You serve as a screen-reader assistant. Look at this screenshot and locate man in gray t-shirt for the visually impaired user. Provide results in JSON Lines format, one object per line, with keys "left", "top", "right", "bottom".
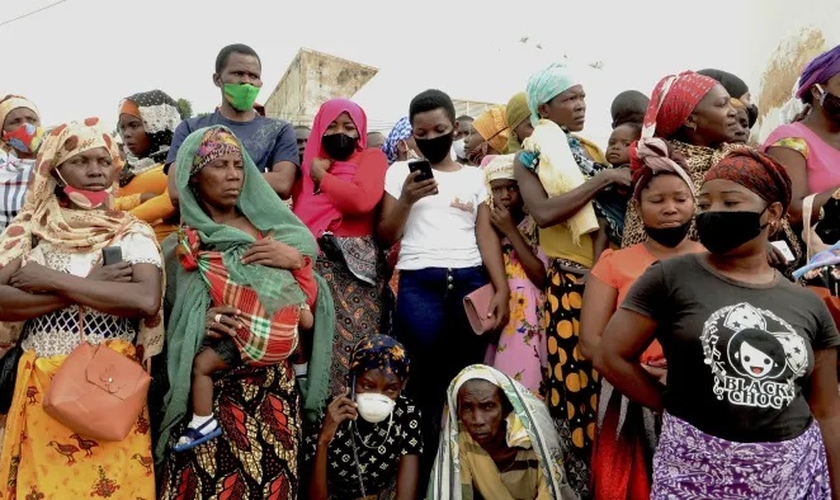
{"left": 166, "top": 43, "right": 299, "bottom": 203}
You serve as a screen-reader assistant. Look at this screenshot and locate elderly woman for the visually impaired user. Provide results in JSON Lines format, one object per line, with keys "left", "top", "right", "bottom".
{"left": 158, "top": 126, "right": 334, "bottom": 499}
{"left": 0, "top": 95, "right": 43, "bottom": 231}
{"left": 464, "top": 106, "right": 511, "bottom": 165}
{"left": 514, "top": 62, "right": 630, "bottom": 496}
{"left": 698, "top": 68, "right": 758, "bottom": 127}
{"left": 115, "top": 90, "right": 182, "bottom": 241}
{"left": 597, "top": 148, "right": 840, "bottom": 498}
{"left": 580, "top": 139, "right": 704, "bottom": 499}
{"left": 0, "top": 118, "right": 163, "bottom": 498}
{"left": 293, "top": 98, "right": 390, "bottom": 398}
{"left": 306, "top": 335, "right": 422, "bottom": 500}
{"left": 763, "top": 46, "right": 840, "bottom": 227}
{"left": 429, "top": 364, "right": 577, "bottom": 500}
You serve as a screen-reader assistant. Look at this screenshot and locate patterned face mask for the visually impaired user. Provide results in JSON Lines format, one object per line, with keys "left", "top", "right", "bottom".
{"left": 3, "top": 123, "right": 44, "bottom": 155}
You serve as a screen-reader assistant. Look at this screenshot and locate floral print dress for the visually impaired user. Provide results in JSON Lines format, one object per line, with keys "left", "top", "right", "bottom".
{"left": 486, "top": 217, "right": 549, "bottom": 397}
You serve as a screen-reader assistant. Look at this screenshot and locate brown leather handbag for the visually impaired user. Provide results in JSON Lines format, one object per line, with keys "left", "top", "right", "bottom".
{"left": 43, "top": 307, "right": 151, "bottom": 442}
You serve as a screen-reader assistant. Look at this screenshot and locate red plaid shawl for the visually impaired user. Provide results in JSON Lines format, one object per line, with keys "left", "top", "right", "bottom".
{"left": 178, "top": 228, "right": 317, "bottom": 366}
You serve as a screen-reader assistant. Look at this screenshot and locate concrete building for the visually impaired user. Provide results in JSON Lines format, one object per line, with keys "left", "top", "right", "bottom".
{"left": 264, "top": 48, "right": 378, "bottom": 126}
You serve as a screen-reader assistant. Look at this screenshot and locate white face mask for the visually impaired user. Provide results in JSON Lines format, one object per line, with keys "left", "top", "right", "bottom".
{"left": 453, "top": 138, "right": 466, "bottom": 160}
{"left": 355, "top": 392, "right": 396, "bottom": 423}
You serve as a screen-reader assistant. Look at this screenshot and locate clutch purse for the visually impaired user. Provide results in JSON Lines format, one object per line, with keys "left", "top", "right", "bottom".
{"left": 463, "top": 284, "right": 496, "bottom": 335}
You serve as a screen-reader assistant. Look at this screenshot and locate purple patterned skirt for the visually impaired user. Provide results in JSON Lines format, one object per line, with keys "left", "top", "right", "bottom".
{"left": 652, "top": 412, "right": 830, "bottom": 499}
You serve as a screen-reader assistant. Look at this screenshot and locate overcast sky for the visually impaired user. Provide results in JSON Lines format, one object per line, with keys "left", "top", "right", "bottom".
{"left": 0, "top": 0, "right": 780, "bottom": 143}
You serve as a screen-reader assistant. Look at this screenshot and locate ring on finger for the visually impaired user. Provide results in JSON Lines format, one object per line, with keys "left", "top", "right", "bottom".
{"left": 214, "top": 313, "right": 222, "bottom": 323}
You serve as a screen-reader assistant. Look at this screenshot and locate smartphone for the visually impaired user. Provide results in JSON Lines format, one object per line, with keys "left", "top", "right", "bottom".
{"left": 102, "top": 246, "right": 123, "bottom": 266}
{"left": 770, "top": 241, "right": 795, "bottom": 263}
{"left": 349, "top": 375, "right": 356, "bottom": 401}
{"left": 408, "top": 159, "right": 434, "bottom": 182}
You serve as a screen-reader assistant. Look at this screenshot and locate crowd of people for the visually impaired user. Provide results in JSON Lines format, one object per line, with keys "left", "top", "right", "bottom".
{"left": 0, "top": 40, "right": 840, "bottom": 499}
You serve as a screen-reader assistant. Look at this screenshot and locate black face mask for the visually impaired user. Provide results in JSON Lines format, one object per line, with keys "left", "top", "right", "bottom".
{"left": 644, "top": 221, "right": 691, "bottom": 248}
{"left": 414, "top": 133, "right": 453, "bottom": 164}
{"left": 820, "top": 89, "right": 840, "bottom": 120}
{"left": 321, "top": 133, "right": 358, "bottom": 161}
{"left": 696, "top": 210, "right": 767, "bottom": 255}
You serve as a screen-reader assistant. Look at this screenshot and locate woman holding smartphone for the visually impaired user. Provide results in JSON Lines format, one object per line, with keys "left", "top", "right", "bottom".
{"left": 0, "top": 119, "right": 163, "bottom": 498}
{"left": 378, "top": 89, "right": 510, "bottom": 483}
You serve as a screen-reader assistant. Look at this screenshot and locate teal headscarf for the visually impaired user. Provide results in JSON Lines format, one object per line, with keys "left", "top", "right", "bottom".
{"left": 156, "top": 125, "right": 335, "bottom": 464}
{"left": 526, "top": 62, "right": 579, "bottom": 127}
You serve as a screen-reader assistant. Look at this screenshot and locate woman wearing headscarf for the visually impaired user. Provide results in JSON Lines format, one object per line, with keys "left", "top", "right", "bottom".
{"left": 620, "top": 71, "right": 739, "bottom": 248}
{"left": 597, "top": 148, "right": 840, "bottom": 498}
{"left": 292, "top": 98, "right": 390, "bottom": 398}
{"left": 305, "top": 334, "right": 422, "bottom": 500}
{"left": 506, "top": 92, "right": 532, "bottom": 153}
{"left": 697, "top": 68, "right": 758, "bottom": 128}
{"left": 513, "top": 62, "right": 631, "bottom": 496}
{"left": 158, "top": 126, "right": 334, "bottom": 499}
{"left": 115, "top": 90, "right": 182, "bottom": 242}
{"left": 580, "top": 138, "right": 704, "bottom": 500}
{"left": 429, "top": 364, "right": 577, "bottom": 500}
{"left": 464, "top": 106, "right": 511, "bottom": 165}
{"left": 382, "top": 116, "right": 418, "bottom": 166}
{"left": 0, "top": 118, "right": 163, "bottom": 498}
{"left": 0, "top": 95, "right": 43, "bottom": 231}
{"left": 763, "top": 46, "right": 840, "bottom": 228}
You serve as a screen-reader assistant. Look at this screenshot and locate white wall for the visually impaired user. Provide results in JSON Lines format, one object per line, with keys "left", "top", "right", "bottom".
{"left": 740, "top": 1, "right": 840, "bottom": 142}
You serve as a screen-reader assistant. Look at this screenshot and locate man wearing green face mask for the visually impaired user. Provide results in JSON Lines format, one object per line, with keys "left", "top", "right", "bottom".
{"left": 165, "top": 43, "right": 299, "bottom": 203}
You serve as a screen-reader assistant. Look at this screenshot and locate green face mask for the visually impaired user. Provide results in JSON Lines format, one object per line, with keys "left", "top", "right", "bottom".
{"left": 223, "top": 83, "right": 260, "bottom": 112}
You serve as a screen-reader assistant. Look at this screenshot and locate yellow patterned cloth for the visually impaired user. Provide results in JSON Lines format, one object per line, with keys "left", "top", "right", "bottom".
{"left": 544, "top": 262, "right": 597, "bottom": 498}
{"left": 0, "top": 340, "right": 155, "bottom": 499}
{"left": 771, "top": 136, "right": 810, "bottom": 160}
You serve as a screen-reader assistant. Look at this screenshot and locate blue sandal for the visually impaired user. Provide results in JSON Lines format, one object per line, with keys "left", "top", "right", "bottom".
{"left": 173, "top": 418, "right": 223, "bottom": 452}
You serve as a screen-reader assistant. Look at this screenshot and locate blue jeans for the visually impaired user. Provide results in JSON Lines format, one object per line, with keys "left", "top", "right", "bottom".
{"left": 395, "top": 266, "right": 489, "bottom": 476}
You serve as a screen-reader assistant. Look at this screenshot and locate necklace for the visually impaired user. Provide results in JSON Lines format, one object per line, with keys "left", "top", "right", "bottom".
{"left": 353, "top": 412, "right": 394, "bottom": 450}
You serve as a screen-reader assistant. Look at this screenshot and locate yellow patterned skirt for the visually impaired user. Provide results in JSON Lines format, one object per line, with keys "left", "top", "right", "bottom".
{"left": 0, "top": 340, "right": 155, "bottom": 499}
{"left": 544, "top": 260, "right": 599, "bottom": 498}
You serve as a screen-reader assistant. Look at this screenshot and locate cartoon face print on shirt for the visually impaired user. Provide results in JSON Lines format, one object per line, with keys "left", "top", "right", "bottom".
{"left": 729, "top": 329, "right": 786, "bottom": 380}
{"left": 701, "top": 302, "right": 811, "bottom": 410}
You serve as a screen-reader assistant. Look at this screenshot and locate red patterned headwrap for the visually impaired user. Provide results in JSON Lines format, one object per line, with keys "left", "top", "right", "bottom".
{"left": 642, "top": 71, "right": 719, "bottom": 139}
{"left": 704, "top": 146, "right": 793, "bottom": 210}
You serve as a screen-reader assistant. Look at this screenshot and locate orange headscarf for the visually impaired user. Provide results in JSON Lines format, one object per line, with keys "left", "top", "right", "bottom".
{"left": 473, "top": 106, "right": 511, "bottom": 154}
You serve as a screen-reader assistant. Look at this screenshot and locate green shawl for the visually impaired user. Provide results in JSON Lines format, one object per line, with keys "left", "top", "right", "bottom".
{"left": 155, "top": 125, "right": 335, "bottom": 464}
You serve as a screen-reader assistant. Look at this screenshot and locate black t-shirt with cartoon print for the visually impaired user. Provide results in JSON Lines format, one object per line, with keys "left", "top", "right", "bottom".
{"left": 622, "top": 253, "right": 840, "bottom": 443}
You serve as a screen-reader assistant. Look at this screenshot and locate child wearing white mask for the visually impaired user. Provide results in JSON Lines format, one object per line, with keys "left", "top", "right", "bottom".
{"left": 306, "top": 335, "right": 423, "bottom": 500}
